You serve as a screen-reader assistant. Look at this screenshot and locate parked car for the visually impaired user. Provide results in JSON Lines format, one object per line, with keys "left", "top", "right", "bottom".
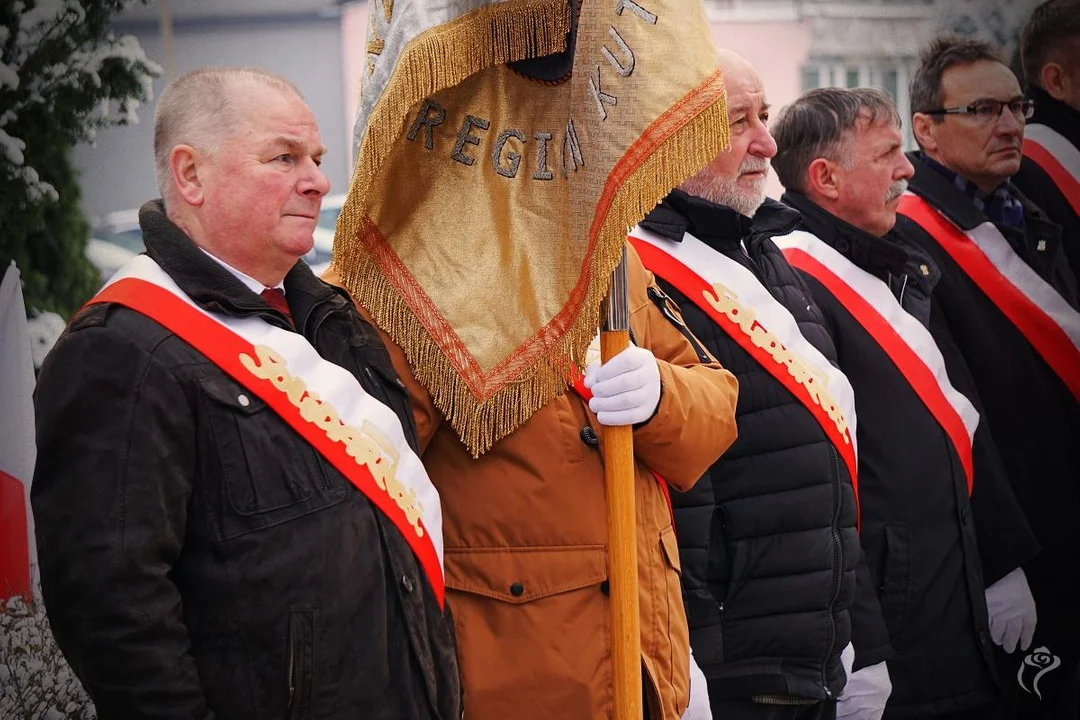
{"left": 86, "top": 193, "right": 345, "bottom": 283}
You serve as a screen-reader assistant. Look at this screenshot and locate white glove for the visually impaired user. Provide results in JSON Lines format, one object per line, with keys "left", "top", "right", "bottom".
{"left": 841, "top": 641, "right": 855, "bottom": 683}
{"left": 836, "top": 661, "right": 891, "bottom": 720}
{"left": 583, "top": 345, "right": 661, "bottom": 426}
{"left": 681, "top": 648, "right": 712, "bottom": 720}
{"left": 985, "top": 566, "right": 1037, "bottom": 654}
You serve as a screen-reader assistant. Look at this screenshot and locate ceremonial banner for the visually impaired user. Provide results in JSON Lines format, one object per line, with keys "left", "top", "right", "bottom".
{"left": 334, "top": 0, "right": 729, "bottom": 456}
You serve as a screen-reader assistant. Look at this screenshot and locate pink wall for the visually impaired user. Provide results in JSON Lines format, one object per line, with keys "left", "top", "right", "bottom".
{"left": 711, "top": 19, "right": 812, "bottom": 198}
{"left": 341, "top": 2, "right": 369, "bottom": 160}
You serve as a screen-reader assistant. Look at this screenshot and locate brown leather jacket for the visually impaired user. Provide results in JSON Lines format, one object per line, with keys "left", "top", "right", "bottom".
{"left": 327, "top": 243, "right": 738, "bottom": 719}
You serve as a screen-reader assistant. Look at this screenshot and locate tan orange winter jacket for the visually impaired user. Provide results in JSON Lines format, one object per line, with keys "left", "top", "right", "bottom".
{"left": 326, "top": 243, "right": 738, "bottom": 719}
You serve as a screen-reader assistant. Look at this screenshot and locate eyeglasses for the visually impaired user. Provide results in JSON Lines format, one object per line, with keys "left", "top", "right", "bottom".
{"left": 923, "top": 99, "right": 1035, "bottom": 122}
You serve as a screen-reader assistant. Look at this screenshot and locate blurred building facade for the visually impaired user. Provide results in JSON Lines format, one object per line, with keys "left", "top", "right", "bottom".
{"left": 73, "top": 0, "right": 353, "bottom": 220}
{"left": 74, "top": 0, "right": 1012, "bottom": 217}
{"left": 703, "top": 0, "right": 938, "bottom": 195}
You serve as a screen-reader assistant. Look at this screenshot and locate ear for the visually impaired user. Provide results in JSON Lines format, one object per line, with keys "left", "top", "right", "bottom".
{"left": 912, "top": 112, "right": 938, "bottom": 154}
{"left": 1040, "top": 62, "right": 1068, "bottom": 102}
{"left": 170, "top": 145, "right": 205, "bottom": 206}
{"left": 806, "top": 157, "right": 840, "bottom": 201}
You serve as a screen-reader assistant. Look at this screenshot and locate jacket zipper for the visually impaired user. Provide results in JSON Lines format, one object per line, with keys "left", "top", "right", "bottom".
{"left": 287, "top": 620, "right": 296, "bottom": 712}
{"left": 647, "top": 287, "right": 711, "bottom": 363}
{"left": 823, "top": 444, "right": 843, "bottom": 698}
{"left": 739, "top": 240, "right": 767, "bottom": 283}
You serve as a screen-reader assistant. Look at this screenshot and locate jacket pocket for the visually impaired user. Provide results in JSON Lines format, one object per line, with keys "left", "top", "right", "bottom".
{"left": 660, "top": 525, "right": 682, "bottom": 576}
{"left": 287, "top": 610, "right": 316, "bottom": 720}
{"left": 443, "top": 546, "right": 608, "bottom": 718}
{"left": 197, "top": 371, "right": 347, "bottom": 540}
{"left": 657, "top": 525, "right": 691, "bottom": 717}
{"left": 879, "top": 523, "right": 912, "bottom": 637}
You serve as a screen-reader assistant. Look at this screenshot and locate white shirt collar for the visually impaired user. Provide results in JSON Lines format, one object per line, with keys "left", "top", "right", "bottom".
{"left": 199, "top": 248, "right": 284, "bottom": 294}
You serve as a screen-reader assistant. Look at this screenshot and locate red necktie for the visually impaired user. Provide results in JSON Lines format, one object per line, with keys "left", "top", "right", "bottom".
{"left": 260, "top": 288, "right": 294, "bottom": 328}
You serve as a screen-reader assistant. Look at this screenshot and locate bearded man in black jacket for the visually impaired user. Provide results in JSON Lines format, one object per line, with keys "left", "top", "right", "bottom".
{"left": 633, "top": 50, "right": 892, "bottom": 720}
{"left": 31, "top": 67, "right": 461, "bottom": 720}
{"left": 769, "top": 86, "right": 1040, "bottom": 720}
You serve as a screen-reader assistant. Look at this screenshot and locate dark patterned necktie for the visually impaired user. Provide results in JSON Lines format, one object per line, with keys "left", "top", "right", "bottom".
{"left": 260, "top": 287, "right": 294, "bottom": 328}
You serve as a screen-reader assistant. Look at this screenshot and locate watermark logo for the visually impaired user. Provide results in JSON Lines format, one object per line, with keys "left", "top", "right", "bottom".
{"left": 1017, "top": 646, "right": 1061, "bottom": 699}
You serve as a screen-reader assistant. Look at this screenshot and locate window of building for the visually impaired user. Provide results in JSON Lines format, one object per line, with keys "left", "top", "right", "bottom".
{"left": 883, "top": 68, "right": 899, "bottom": 100}
{"left": 802, "top": 59, "right": 917, "bottom": 150}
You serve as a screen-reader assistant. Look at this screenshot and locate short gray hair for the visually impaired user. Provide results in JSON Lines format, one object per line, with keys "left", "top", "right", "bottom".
{"left": 153, "top": 67, "right": 304, "bottom": 200}
{"left": 771, "top": 87, "right": 901, "bottom": 193}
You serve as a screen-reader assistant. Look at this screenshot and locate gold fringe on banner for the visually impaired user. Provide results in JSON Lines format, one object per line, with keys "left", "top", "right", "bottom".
{"left": 335, "top": 70, "right": 730, "bottom": 457}
{"left": 343, "top": 0, "right": 571, "bottom": 219}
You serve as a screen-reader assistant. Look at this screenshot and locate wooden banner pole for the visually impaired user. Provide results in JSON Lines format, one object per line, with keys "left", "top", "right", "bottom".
{"left": 600, "top": 244, "right": 642, "bottom": 720}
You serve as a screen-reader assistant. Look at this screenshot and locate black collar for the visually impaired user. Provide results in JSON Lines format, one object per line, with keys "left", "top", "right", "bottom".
{"left": 640, "top": 189, "right": 753, "bottom": 251}
{"left": 781, "top": 190, "right": 909, "bottom": 277}
{"left": 139, "top": 200, "right": 343, "bottom": 333}
{"left": 906, "top": 151, "right": 1055, "bottom": 233}
{"left": 1028, "top": 85, "right": 1080, "bottom": 148}
{"left": 749, "top": 196, "right": 803, "bottom": 239}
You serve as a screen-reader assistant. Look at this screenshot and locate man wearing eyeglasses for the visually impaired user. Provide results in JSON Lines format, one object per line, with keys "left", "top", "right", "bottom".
{"left": 896, "top": 36, "right": 1080, "bottom": 720}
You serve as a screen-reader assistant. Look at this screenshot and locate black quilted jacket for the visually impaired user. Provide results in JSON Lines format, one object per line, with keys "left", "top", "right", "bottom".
{"left": 641, "top": 191, "right": 891, "bottom": 703}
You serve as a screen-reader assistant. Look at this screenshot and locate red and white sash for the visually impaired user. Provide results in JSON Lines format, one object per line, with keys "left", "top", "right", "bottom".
{"left": 899, "top": 193, "right": 1080, "bottom": 401}
{"left": 628, "top": 227, "right": 860, "bottom": 503}
{"left": 88, "top": 256, "right": 445, "bottom": 605}
{"left": 774, "top": 230, "right": 980, "bottom": 493}
{"left": 1023, "top": 123, "right": 1080, "bottom": 216}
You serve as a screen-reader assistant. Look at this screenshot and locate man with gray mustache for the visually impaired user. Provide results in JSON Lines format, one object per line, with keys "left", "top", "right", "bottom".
{"left": 765, "top": 86, "right": 1040, "bottom": 720}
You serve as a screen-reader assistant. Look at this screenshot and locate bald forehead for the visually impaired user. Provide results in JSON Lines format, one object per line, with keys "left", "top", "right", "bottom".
{"left": 221, "top": 76, "right": 303, "bottom": 115}
{"left": 717, "top": 50, "right": 767, "bottom": 112}
{"left": 717, "top": 49, "right": 755, "bottom": 77}
{"left": 941, "top": 59, "right": 1021, "bottom": 105}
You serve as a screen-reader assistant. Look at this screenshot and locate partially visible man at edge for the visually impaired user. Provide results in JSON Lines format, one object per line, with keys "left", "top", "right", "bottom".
{"left": 1015, "top": 0, "right": 1080, "bottom": 279}
{"left": 634, "top": 50, "right": 893, "bottom": 720}
{"left": 897, "top": 37, "right": 1080, "bottom": 719}
{"left": 325, "top": 183, "right": 740, "bottom": 718}
{"left": 32, "top": 67, "right": 462, "bottom": 719}
{"left": 768, "top": 85, "right": 1040, "bottom": 720}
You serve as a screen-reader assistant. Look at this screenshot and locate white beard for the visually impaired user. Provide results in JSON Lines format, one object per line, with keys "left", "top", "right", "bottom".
{"left": 680, "top": 159, "right": 770, "bottom": 218}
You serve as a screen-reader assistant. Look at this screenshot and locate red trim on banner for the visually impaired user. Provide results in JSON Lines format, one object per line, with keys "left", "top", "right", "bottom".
{"left": 1023, "top": 139, "right": 1080, "bottom": 216}
{"left": 900, "top": 195, "right": 1080, "bottom": 401}
{"left": 570, "top": 375, "right": 674, "bottom": 526}
{"left": 0, "top": 469, "right": 31, "bottom": 601}
{"left": 630, "top": 237, "right": 861, "bottom": 516}
{"left": 88, "top": 280, "right": 445, "bottom": 607}
{"left": 782, "top": 248, "right": 975, "bottom": 494}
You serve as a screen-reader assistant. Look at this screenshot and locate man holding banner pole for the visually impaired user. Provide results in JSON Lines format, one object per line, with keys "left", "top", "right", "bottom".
{"left": 327, "top": 1, "right": 739, "bottom": 716}
{"left": 31, "top": 67, "right": 461, "bottom": 719}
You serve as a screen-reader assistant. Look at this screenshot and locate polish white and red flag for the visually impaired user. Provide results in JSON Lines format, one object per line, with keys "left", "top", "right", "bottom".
{"left": 0, "top": 262, "right": 37, "bottom": 601}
